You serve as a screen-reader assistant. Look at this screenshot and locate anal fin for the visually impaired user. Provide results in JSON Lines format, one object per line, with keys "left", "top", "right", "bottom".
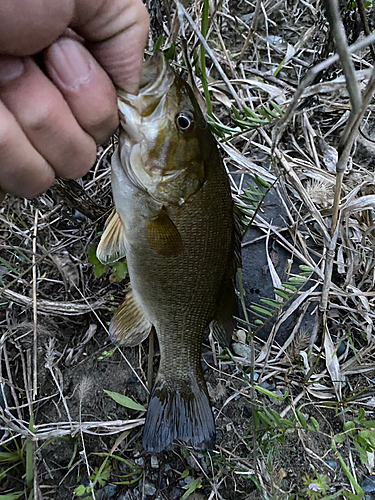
{"left": 97, "top": 209, "right": 127, "bottom": 264}
{"left": 110, "top": 287, "right": 152, "bottom": 347}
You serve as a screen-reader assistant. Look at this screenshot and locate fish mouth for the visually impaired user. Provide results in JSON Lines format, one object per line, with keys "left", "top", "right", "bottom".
{"left": 115, "top": 52, "right": 180, "bottom": 204}
{"left": 139, "top": 52, "right": 169, "bottom": 97}
{"left": 117, "top": 52, "right": 175, "bottom": 118}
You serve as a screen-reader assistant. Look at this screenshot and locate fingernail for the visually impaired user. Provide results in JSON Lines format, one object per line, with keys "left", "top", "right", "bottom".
{"left": 47, "top": 38, "right": 93, "bottom": 91}
{"left": 0, "top": 56, "right": 24, "bottom": 83}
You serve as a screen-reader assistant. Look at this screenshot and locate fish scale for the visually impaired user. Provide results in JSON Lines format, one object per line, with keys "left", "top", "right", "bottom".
{"left": 97, "top": 52, "right": 239, "bottom": 452}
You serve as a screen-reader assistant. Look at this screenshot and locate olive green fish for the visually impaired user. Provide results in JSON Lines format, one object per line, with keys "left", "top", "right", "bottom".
{"left": 97, "top": 53, "right": 240, "bottom": 453}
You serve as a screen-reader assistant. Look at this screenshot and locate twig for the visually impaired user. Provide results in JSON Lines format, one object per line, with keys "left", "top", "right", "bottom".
{"left": 1, "top": 289, "right": 108, "bottom": 315}
{"left": 273, "top": 31, "right": 375, "bottom": 148}
{"left": 355, "top": 0, "right": 375, "bottom": 62}
{"left": 236, "top": 0, "right": 262, "bottom": 64}
{"left": 32, "top": 208, "right": 39, "bottom": 399}
{"left": 174, "top": 0, "right": 243, "bottom": 109}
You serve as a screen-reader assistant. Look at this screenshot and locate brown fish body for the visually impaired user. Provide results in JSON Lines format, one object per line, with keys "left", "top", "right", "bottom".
{"left": 98, "top": 54, "right": 238, "bottom": 452}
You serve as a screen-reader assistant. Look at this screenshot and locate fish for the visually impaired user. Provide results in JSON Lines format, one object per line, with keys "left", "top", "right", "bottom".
{"left": 97, "top": 52, "right": 240, "bottom": 453}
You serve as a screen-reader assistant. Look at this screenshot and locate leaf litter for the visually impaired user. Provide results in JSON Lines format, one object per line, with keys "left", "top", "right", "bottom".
{"left": 1, "top": 0, "right": 375, "bottom": 498}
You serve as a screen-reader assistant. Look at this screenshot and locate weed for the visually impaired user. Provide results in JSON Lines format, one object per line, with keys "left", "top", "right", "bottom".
{"left": 74, "top": 453, "right": 142, "bottom": 498}
{"left": 302, "top": 473, "right": 328, "bottom": 499}
{"left": 88, "top": 247, "right": 128, "bottom": 282}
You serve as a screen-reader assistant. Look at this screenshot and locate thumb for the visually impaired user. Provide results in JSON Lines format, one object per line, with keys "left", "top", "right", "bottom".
{"left": 72, "top": 0, "right": 149, "bottom": 93}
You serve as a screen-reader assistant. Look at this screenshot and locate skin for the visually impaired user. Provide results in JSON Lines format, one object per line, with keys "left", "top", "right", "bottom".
{"left": 0, "top": 0, "right": 149, "bottom": 201}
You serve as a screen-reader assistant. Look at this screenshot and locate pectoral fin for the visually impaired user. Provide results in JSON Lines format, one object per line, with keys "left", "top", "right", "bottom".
{"left": 211, "top": 279, "right": 238, "bottom": 346}
{"left": 145, "top": 209, "right": 182, "bottom": 257}
{"left": 110, "top": 286, "right": 152, "bottom": 346}
{"left": 97, "top": 209, "right": 127, "bottom": 264}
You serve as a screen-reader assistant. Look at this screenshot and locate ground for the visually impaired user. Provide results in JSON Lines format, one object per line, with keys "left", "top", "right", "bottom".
{"left": 1, "top": 0, "right": 375, "bottom": 499}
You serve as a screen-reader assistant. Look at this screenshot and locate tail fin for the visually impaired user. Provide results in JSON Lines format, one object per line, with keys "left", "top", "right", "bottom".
{"left": 142, "top": 375, "right": 215, "bottom": 453}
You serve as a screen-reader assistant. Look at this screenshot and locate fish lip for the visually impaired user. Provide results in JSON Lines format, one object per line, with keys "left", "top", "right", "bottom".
{"left": 117, "top": 52, "right": 175, "bottom": 119}
{"left": 138, "top": 52, "right": 169, "bottom": 95}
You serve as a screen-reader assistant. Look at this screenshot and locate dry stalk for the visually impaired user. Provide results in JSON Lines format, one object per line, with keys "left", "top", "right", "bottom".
{"left": 32, "top": 207, "right": 39, "bottom": 399}
{"left": 272, "top": 31, "right": 375, "bottom": 147}
{"left": 174, "top": 0, "right": 243, "bottom": 108}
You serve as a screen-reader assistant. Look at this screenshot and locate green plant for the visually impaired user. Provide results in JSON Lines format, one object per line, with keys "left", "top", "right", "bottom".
{"left": 302, "top": 473, "right": 328, "bottom": 499}
{"left": 199, "top": 0, "right": 212, "bottom": 117}
{"left": 206, "top": 100, "right": 283, "bottom": 139}
{"left": 88, "top": 247, "right": 128, "bottom": 282}
{"left": 0, "top": 423, "right": 34, "bottom": 500}
{"left": 334, "top": 408, "right": 375, "bottom": 465}
{"left": 74, "top": 452, "right": 143, "bottom": 498}
{"left": 251, "top": 407, "right": 295, "bottom": 452}
{"left": 181, "top": 478, "right": 202, "bottom": 500}
{"left": 104, "top": 390, "right": 146, "bottom": 412}
{"left": 236, "top": 264, "right": 314, "bottom": 336}
{"left": 97, "top": 348, "right": 117, "bottom": 361}
{"left": 232, "top": 101, "right": 283, "bottom": 130}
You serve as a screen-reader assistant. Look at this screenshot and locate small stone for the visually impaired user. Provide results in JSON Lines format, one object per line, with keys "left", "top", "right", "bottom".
{"left": 232, "top": 342, "right": 252, "bottom": 360}
{"left": 135, "top": 457, "right": 144, "bottom": 467}
{"left": 336, "top": 341, "right": 346, "bottom": 357}
{"left": 172, "top": 487, "right": 182, "bottom": 500}
{"left": 150, "top": 455, "right": 159, "bottom": 469}
{"left": 103, "top": 484, "right": 116, "bottom": 498}
{"left": 73, "top": 210, "right": 87, "bottom": 222}
{"left": 164, "top": 464, "right": 171, "bottom": 472}
{"left": 144, "top": 482, "right": 156, "bottom": 496}
{"left": 279, "top": 468, "right": 287, "bottom": 480}
{"left": 235, "top": 329, "right": 247, "bottom": 343}
{"left": 259, "top": 381, "right": 276, "bottom": 391}
{"left": 134, "top": 384, "right": 148, "bottom": 404}
{"left": 184, "top": 475, "right": 194, "bottom": 485}
{"left": 324, "top": 460, "right": 337, "bottom": 469}
{"left": 361, "top": 475, "right": 375, "bottom": 493}
{"left": 117, "top": 492, "right": 133, "bottom": 500}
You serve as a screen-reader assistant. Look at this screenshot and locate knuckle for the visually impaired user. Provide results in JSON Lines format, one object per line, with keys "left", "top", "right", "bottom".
{"left": 87, "top": 112, "right": 118, "bottom": 144}
{"left": 60, "top": 140, "right": 96, "bottom": 180}
{"left": 23, "top": 101, "right": 58, "bottom": 134}
{"left": 0, "top": 119, "right": 17, "bottom": 152}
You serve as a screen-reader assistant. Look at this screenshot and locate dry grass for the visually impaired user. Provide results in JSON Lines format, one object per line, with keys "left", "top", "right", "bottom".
{"left": 1, "top": 0, "right": 375, "bottom": 499}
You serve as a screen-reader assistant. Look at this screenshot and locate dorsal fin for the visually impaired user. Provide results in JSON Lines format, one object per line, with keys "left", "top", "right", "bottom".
{"left": 97, "top": 209, "right": 127, "bottom": 265}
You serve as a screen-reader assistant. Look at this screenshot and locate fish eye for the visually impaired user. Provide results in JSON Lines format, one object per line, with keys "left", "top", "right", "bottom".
{"left": 176, "top": 111, "right": 194, "bottom": 132}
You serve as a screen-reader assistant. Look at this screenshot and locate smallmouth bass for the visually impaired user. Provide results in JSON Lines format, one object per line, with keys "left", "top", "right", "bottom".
{"left": 97, "top": 53, "right": 240, "bottom": 452}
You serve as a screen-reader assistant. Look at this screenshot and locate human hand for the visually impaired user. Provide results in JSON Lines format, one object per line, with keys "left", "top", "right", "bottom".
{"left": 0, "top": 0, "right": 149, "bottom": 201}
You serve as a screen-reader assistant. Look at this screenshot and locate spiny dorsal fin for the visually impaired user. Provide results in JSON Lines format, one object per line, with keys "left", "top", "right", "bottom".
{"left": 145, "top": 209, "right": 182, "bottom": 257}
{"left": 97, "top": 209, "right": 127, "bottom": 265}
{"left": 109, "top": 286, "right": 152, "bottom": 347}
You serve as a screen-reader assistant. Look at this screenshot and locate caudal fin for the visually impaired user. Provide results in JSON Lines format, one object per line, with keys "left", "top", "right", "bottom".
{"left": 142, "top": 375, "right": 215, "bottom": 453}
